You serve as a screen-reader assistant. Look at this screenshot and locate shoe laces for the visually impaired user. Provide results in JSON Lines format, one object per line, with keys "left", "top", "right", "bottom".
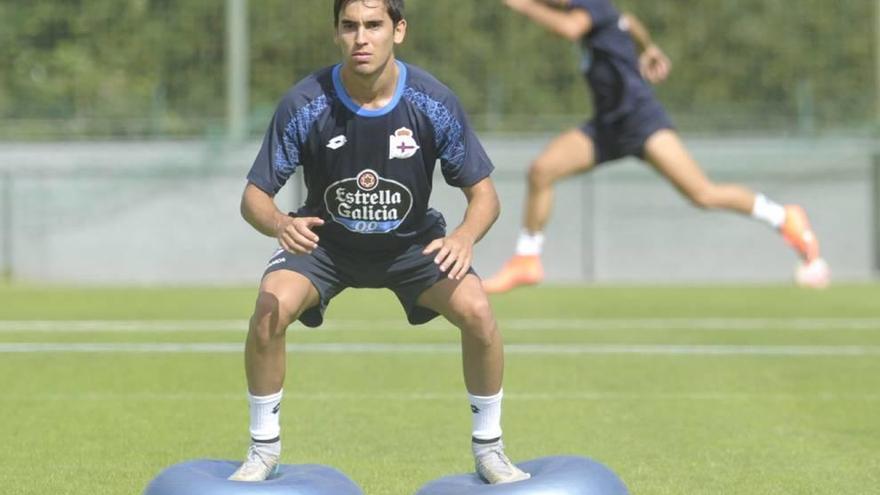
{"left": 477, "top": 445, "right": 518, "bottom": 475}
{"left": 239, "top": 445, "right": 273, "bottom": 472}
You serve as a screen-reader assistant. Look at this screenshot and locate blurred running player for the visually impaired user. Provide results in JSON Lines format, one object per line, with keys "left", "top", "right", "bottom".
{"left": 484, "top": 0, "right": 828, "bottom": 292}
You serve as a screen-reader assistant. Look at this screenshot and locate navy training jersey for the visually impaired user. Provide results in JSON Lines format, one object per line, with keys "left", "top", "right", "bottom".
{"left": 570, "top": 0, "right": 656, "bottom": 122}
{"left": 247, "top": 61, "right": 494, "bottom": 253}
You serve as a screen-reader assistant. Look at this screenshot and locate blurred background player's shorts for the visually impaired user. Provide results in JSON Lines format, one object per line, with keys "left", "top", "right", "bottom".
{"left": 579, "top": 97, "right": 674, "bottom": 165}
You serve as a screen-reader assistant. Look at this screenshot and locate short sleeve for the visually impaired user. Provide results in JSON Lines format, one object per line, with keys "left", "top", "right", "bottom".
{"left": 246, "top": 93, "right": 329, "bottom": 195}
{"left": 432, "top": 93, "right": 494, "bottom": 188}
{"left": 569, "top": 0, "right": 619, "bottom": 29}
{"left": 247, "top": 106, "right": 298, "bottom": 195}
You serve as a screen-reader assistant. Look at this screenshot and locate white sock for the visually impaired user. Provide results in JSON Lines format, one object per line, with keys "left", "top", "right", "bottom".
{"left": 751, "top": 194, "right": 786, "bottom": 229}
{"left": 515, "top": 230, "right": 544, "bottom": 256}
{"left": 469, "top": 390, "right": 503, "bottom": 441}
{"left": 248, "top": 389, "right": 283, "bottom": 442}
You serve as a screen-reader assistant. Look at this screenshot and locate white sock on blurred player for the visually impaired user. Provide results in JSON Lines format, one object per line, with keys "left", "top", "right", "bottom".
{"left": 751, "top": 193, "right": 786, "bottom": 228}
{"left": 515, "top": 230, "right": 544, "bottom": 256}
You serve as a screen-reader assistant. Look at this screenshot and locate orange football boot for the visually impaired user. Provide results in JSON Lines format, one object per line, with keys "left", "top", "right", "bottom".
{"left": 482, "top": 255, "right": 544, "bottom": 294}
{"left": 780, "top": 205, "right": 820, "bottom": 262}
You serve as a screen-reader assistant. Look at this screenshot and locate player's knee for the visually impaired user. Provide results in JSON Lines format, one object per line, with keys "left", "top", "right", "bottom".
{"left": 527, "top": 158, "right": 555, "bottom": 188}
{"left": 249, "top": 292, "right": 295, "bottom": 344}
{"left": 455, "top": 298, "right": 497, "bottom": 346}
{"left": 687, "top": 186, "right": 718, "bottom": 210}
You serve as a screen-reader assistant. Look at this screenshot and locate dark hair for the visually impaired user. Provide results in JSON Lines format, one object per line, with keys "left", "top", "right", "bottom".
{"left": 333, "top": 0, "right": 404, "bottom": 27}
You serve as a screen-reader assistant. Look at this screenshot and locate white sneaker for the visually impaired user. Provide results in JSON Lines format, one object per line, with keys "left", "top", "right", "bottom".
{"left": 228, "top": 442, "right": 280, "bottom": 482}
{"left": 473, "top": 439, "right": 531, "bottom": 484}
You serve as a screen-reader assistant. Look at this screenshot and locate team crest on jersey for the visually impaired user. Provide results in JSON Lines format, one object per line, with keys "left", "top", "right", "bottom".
{"left": 389, "top": 127, "right": 420, "bottom": 159}
{"left": 358, "top": 170, "right": 378, "bottom": 190}
{"left": 324, "top": 169, "right": 413, "bottom": 234}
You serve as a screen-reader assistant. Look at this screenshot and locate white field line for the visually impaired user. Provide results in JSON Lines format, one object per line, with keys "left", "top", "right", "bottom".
{"left": 1, "top": 391, "right": 878, "bottom": 402}
{"left": 1, "top": 342, "right": 879, "bottom": 356}
{"left": 1, "top": 318, "right": 879, "bottom": 332}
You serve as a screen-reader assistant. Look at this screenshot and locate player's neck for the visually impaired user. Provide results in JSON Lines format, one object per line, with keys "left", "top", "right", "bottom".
{"left": 340, "top": 57, "right": 399, "bottom": 109}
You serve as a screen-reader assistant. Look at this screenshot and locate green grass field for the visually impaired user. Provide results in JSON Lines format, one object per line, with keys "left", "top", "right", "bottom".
{"left": 1, "top": 284, "right": 879, "bottom": 495}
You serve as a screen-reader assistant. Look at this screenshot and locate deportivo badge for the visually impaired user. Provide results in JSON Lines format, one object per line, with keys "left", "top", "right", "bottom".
{"left": 389, "top": 127, "right": 420, "bottom": 159}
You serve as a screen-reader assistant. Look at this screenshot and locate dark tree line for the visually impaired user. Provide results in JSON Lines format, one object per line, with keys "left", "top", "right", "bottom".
{"left": 0, "top": 0, "right": 873, "bottom": 138}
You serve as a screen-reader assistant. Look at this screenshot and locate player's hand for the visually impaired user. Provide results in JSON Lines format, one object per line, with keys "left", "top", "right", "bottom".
{"left": 422, "top": 232, "right": 475, "bottom": 281}
{"left": 275, "top": 216, "right": 324, "bottom": 255}
{"left": 640, "top": 44, "right": 671, "bottom": 84}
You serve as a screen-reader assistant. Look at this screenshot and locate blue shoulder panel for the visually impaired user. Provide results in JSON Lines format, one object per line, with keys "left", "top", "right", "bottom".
{"left": 274, "top": 94, "right": 329, "bottom": 176}
{"left": 402, "top": 86, "right": 465, "bottom": 169}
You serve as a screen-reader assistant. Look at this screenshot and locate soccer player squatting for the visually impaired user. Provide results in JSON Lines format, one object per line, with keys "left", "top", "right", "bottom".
{"left": 228, "top": 0, "right": 530, "bottom": 485}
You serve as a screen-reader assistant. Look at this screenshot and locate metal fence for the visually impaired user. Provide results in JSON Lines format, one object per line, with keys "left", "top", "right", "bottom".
{"left": 0, "top": 136, "right": 876, "bottom": 284}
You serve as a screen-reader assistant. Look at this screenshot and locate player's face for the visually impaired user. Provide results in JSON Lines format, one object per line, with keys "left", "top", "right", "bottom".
{"left": 335, "top": 0, "right": 406, "bottom": 76}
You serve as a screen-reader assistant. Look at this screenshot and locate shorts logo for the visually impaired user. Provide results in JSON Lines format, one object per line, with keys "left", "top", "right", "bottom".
{"left": 389, "top": 127, "right": 420, "bottom": 160}
{"left": 324, "top": 169, "right": 413, "bottom": 234}
{"left": 267, "top": 257, "right": 286, "bottom": 268}
{"left": 266, "top": 248, "right": 286, "bottom": 268}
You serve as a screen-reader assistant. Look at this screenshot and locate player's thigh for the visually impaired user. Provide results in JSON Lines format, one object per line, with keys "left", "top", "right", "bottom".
{"left": 255, "top": 269, "right": 321, "bottom": 323}
{"left": 643, "top": 129, "right": 712, "bottom": 197}
{"left": 532, "top": 128, "right": 597, "bottom": 181}
{"left": 417, "top": 274, "right": 494, "bottom": 327}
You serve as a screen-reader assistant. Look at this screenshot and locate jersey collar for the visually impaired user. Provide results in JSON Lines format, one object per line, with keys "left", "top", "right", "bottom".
{"left": 332, "top": 60, "right": 407, "bottom": 117}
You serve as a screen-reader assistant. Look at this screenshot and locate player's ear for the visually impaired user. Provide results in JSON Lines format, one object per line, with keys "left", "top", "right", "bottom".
{"left": 393, "top": 19, "right": 407, "bottom": 44}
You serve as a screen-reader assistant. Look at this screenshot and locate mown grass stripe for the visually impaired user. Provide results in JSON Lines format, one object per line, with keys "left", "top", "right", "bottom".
{"left": 1, "top": 391, "right": 878, "bottom": 401}
{"left": 1, "top": 342, "right": 879, "bottom": 356}
{"left": 1, "top": 317, "right": 879, "bottom": 332}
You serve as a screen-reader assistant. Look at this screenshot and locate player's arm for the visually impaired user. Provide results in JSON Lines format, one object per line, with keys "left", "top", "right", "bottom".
{"left": 423, "top": 177, "right": 500, "bottom": 280}
{"left": 503, "top": 0, "right": 592, "bottom": 41}
{"left": 620, "top": 12, "right": 671, "bottom": 83}
{"left": 241, "top": 182, "right": 323, "bottom": 254}
{"left": 535, "top": 0, "right": 572, "bottom": 8}
{"left": 454, "top": 176, "right": 500, "bottom": 245}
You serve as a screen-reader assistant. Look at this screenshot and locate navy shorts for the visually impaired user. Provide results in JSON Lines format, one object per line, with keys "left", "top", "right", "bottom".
{"left": 579, "top": 97, "right": 674, "bottom": 165}
{"left": 262, "top": 234, "right": 476, "bottom": 328}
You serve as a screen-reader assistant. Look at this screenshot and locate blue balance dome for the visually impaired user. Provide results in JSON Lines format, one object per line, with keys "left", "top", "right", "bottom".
{"left": 143, "top": 459, "right": 363, "bottom": 495}
{"left": 415, "top": 456, "right": 628, "bottom": 495}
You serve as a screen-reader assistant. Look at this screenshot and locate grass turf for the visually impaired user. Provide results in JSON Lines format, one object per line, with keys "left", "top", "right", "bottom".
{"left": 1, "top": 284, "right": 878, "bottom": 494}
